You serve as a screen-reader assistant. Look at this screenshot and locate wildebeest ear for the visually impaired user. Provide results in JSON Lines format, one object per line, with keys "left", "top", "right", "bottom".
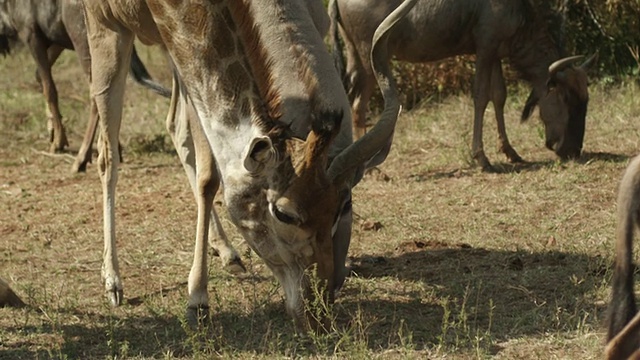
{"left": 521, "top": 90, "right": 539, "bottom": 121}
{"left": 244, "top": 136, "right": 275, "bottom": 174}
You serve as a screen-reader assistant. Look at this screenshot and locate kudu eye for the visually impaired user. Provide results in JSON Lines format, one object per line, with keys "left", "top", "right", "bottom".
{"left": 269, "top": 203, "right": 299, "bottom": 225}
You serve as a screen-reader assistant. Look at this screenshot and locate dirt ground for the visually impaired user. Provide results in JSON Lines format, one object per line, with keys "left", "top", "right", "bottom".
{"left": 1, "top": 47, "right": 639, "bottom": 359}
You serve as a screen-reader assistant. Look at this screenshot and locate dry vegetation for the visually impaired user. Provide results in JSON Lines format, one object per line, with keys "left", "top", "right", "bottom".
{"left": 1, "top": 44, "right": 639, "bottom": 359}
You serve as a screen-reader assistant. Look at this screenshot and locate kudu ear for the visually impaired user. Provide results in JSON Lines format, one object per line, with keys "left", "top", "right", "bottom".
{"left": 244, "top": 136, "right": 276, "bottom": 174}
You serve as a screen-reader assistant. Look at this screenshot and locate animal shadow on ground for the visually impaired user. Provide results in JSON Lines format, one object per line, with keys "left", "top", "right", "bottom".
{"left": 420, "top": 151, "right": 631, "bottom": 180}
{"left": 342, "top": 240, "right": 608, "bottom": 353}
{"left": 408, "top": 159, "right": 558, "bottom": 181}
{"left": 577, "top": 151, "right": 629, "bottom": 164}
{"left": 0, "top": 311, "right": 191, "bottom": 359}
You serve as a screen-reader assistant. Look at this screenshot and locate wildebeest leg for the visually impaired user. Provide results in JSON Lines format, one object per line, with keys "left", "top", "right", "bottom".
{"left": 471, "top": 54, "right": 495, "bottom": 171}
{"left": 25, "top": 34, "right": 69, "bottom": 152}
{"left": 34, "top": 45, "right": 64, "bottom": 85}
{"left": 490, "top": 61, "right": 523, "bottom": 163}
{"left": 345, "top": 38, "right": 375, "bottom": 140}
{"left": 84, "top": 10, "right": 134, "bottom": 306}
{"left": 165, "top": 74, "right": 245, "bottom": 276}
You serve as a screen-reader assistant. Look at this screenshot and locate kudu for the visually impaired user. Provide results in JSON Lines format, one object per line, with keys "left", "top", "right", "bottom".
{"left": 81, "top": 0, "right": 413, "bottom": 332}
{"left": 0, "top": 0, "right": 169, "bottom": 171}
{"left": 329, "top": 0, "right": 596, "bottom": 170}
{"left": 606, "top": 155, "right": 640, "bottom": 359}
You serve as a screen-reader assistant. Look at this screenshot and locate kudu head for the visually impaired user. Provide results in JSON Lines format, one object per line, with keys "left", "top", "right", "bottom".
{"left": 522, "top": 54, "right": 597, "bottom": 160}
{"left": 236, "top": 81, "right": 398, "bottom": 332}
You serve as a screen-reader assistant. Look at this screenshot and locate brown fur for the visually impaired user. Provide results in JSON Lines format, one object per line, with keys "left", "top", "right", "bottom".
{"left": 0, "top": 278, "right": 26, "bottom": 308}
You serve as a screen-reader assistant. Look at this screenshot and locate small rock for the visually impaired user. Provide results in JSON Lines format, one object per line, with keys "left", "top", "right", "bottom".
{"left": 361, "top": 220, "right": 383, "bottom": 231}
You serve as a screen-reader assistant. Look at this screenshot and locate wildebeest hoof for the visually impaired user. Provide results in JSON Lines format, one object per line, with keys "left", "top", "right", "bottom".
{"left": 224, "top": 257, "right": 247, "bottom": 274}
{"left": 48, "top": 128, "right": 69, "bottom": 153}
{"left": 71, "top": 160, "right": 88, "bottom": 173}
{"left": 106, "top": 288, "right": 124, "bottom": 307}
{"left": 186, "top": 305, "right": 210, "bottom": 329}
{"left": 474, "top": 151, "right": 493, "bottom": 171}
{"left": 504, "top": 147, "right": 524, "bottom": 163}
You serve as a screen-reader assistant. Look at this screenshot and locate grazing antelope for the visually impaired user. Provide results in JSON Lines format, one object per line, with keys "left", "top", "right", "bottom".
{"left": 606, "top": 155, "right": 640, "bottom": 359}
{"left": 329, "top": 0, "right": 595, "bottom": 171}
{"left": 0, "top": 0, "right": 169, "bottom": 165}
{"left": 81, "top": 0, "right": 413, "bottom": 332}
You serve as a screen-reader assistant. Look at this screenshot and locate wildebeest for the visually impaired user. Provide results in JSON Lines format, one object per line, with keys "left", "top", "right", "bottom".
{"left": 0, "top": 0, "right": 169, "bottom": 172}
{"left": 329, "top": 0, "right": 596, "bottom": 170}
{"left": 606, "top": 155, "right": 640, "bottom": 359}
{"left": 81, "top": 0, "right": 411, "bottom": 331}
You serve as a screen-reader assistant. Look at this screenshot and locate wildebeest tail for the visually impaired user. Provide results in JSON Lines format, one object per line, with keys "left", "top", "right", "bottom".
{"left": 129, "top": 46, "right": 171, "bottom": 98}
{"left": 608, "top": 155, "right": 640, "bottom": 345}
{"left": 328, "top": 0, "right": 346, "bottom": 86}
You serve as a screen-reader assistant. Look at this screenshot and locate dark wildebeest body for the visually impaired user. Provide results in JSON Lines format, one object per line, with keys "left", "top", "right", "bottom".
{"left": 606, "top": 155, "right": 640, "bottom": 359}
{"left": 0, "top": 0, "right": 169, "bottom": 172}
{"left": 329, "top": 0, "right": 595, "bottom": 170}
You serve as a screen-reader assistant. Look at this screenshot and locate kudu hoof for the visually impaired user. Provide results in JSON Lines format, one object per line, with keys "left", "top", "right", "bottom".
{"left": 224, "top": 257, "right": 247, "bottom": 274}
{"left": 106, "top": 288, "right": 124, "bottom": 307}
{"left": 186, "top": 305, "right": 210, "bottom": 329}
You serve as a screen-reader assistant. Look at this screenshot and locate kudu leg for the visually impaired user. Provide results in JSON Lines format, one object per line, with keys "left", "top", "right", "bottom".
{"left": 185, "top": 97, "right": 214, "bottom": 326}
{"left": 84, "top": 13, "right": 134, "bottom": 306}
{"left": 165, "top": 77, "right": 245, "bottom": 276}
{"left": 26, "top": 36, "right": 68, "bottom": 152}
{"left": 490, "top": 62, "right": 523, "bottom": 163}
{"left": 72, "top": 100, "right": 99, "bottom": 173}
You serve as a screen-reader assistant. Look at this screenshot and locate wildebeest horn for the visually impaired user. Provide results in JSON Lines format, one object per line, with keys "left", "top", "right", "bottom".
{"left": 327, "top": 0, "right": 417, "bottom": 185}
{"left": 548, "top": 55, "right": 584, "bottom": 76}
{"left": 580, "top": 52, "right": 598, "bottom": 71}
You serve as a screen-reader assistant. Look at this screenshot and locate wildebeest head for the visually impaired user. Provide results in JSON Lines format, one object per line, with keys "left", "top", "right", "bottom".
{"left": 522, "top": 54, "right": 597, "bottom": 160}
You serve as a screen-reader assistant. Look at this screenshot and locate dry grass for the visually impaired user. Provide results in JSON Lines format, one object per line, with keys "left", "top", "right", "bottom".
{"left": 1, "top": 45, "right": 639, "bottom": 359}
